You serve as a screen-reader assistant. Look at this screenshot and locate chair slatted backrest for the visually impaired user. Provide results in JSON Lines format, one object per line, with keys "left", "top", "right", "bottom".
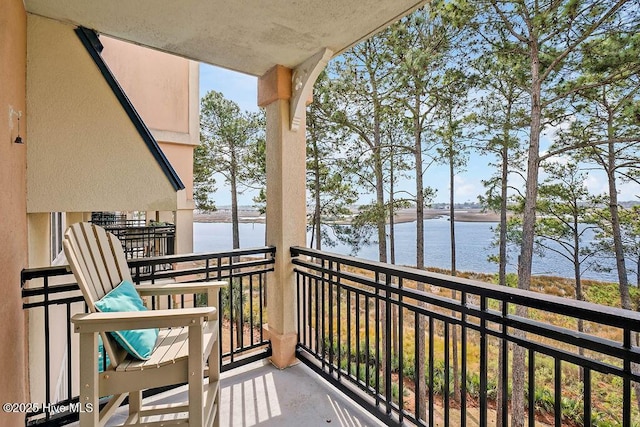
{"left": 64, "top": 222, "right": 133, "bottom": 367}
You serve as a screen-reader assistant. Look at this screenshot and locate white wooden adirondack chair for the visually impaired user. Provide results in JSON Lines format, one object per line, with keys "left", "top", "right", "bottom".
{"left": 64, "top": 222, "right": 225, "bottom": 426}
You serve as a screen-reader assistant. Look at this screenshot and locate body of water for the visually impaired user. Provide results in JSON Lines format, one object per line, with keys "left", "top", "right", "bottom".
{"left": 193, "top": 217, "right": 624, "bottom": 283}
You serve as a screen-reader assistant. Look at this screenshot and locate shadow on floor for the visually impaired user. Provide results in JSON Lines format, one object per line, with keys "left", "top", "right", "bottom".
{"left": 69, "top": 359, "right": 384, "bottom": 427}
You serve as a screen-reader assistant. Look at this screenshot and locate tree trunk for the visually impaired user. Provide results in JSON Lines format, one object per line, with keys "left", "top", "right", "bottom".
{"left": 606, "top": 140, "right": 631, "bottom": 310}
{"left": 513, "top": 41, "right": 543, "bottom": 427}
{"left": 604, "top": 110, "right": 639, "bottom": 409}
{"left": 230, "top": 173, "right": 240, "bottom": 251}
{"left": 369, "top": 61, "right": 388, "bottom": 398}
{"left": 449, "top": 149, "right": 460, "bottom": 404}
{"left": 414, "top": 92, "right": 427, "bottom": 422}
{"left": 496, "top": 114, "right": 510, "bottom": 427}
{"left": 573, "top": 221, "right": 585, "bottom": 381}
{"left": 390, "top": 155, "right": 399, "bottom": 359}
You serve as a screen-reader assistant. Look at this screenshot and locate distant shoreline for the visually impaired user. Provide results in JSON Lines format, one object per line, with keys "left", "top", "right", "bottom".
{"left": 194, "top": 208, "right": 507, "bottom": 224}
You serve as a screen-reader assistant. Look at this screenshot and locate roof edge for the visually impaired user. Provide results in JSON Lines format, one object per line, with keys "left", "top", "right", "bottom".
{"left": 75, "top": 26, "right": 185, "bottom": 192}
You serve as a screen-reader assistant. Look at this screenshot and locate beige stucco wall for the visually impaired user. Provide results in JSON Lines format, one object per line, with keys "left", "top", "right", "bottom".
{"left": 101, "top": 37, "right": 199, "bottom": 255}
{"left": 0, "top": 0, "right": 28, "bottom": 423}
{"left": 160, "top": 143, "right": 195, "bottom": 200}
{"left": 101, "top": 37, "right": 190, "bottom": 135}
{"left": 26, "top": 15, "right": 178, "bottom": 213}
{"left": 102, "top": 39, "right": 199, "bottom": 201}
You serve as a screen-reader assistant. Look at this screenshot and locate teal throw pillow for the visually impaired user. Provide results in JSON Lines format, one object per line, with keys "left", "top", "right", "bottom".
{"left": 94, "top": 280, "right": 158, "bottom": 360}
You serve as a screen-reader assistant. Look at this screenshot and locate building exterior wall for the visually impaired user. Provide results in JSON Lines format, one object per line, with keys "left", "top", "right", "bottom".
{"left": 160, "top": 143, "right": 195, "bottom": 199}
{"left": 102, "top": 37, "right": 199, "bottom": 254}
{"left": 26, "top": 16, "right": 178, "bottom": 214}
{"left": 100, "top": 37, "right": 190, "bottom": 135}
{"left": 0, "top": 0, "right": 28, "bottom": 423}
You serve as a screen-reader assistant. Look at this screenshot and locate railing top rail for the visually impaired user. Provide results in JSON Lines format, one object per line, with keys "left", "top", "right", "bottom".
{"left": 21, "top": 265, "right": 70, "bottom": 281}
{"left": 290, "top": 245, "right": 640, "bottom": 329}
{"left": 127, "top": 246, "right": 276, "bottom": 267}
{"left": 21, "top": 246, "right": 276, "bottom": 285}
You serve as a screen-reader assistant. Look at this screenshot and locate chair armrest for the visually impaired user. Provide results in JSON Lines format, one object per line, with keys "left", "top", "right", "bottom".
{"left": 71, "top": 307, "right": 216, "bottom": 333}
{"left": 136, "top": 280, "right": 227, "bottom": 297}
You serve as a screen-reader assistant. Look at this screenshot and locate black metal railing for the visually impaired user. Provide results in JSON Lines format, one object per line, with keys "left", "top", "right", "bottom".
{"left": 102, "top": 223, "right": 176, "bottom": 262}
{"left": 90, "top": 212, "right": 150, "bottom": 227}
{"left": 21, "top": 247, "right": 274, "bottom": 426}
{"left": 90, "top": 212, "right": 129, "bottom": 226}
{"left": 291, "top": 246, "right": 640, "bottom": 427}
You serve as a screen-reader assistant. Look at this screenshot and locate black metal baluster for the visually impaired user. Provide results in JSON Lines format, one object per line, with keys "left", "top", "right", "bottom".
{"left": 321, "top": 260, "right": 326, "bottom": 368}
{"left": 239, "top": 276, "right": 244, "bottom": 350}
{"left": 347, "top": 288, "right": 352, "bottom": 378}
{"left": 336, "top": 263, "right": 341, "bottom": 378}
{"left": 328, "top": 260, "right": 334, "bottom": 374}
{"left": 398, "top": 277, "right": 404, "bottom": 423}
{"left": 444, "top": 320, "right": 450, "bottom": 427}
{"left": 365, "top": 294, "right": 370, "bottom": 392}
{"left": 429, "top": 316, "right": 434, "bottom": 427}
{"left": 623, "top": 329, "right": 631, "bottom": 427}
{"left": 461, "top": 291, "right": 467, "bottom": 427}
{"left": 315, "top": 274, "right": 320, "bottom": 357}
{"left": 529, "top": 349, "right": 535, "bottom": 427}
{"left": 584, "top": 367, "right": 591, "bottom": 427}
{"left": 356, "top": 293, "right": 361, "bottom": 385}
{"left": 250, "top": 274, "right": 254, "bottom": 347}
{"left": 415, "top": 313, "right": 420, "bottom": 424}
{"left": 479, "top": 297, "right": 487, "bottom": 427}
{"left": 259, "top": 273, "right": 264, "bottom": 343}
{"left": 44, "top": 276, "right": 51, "bottom": 422}
{"left": 555, "top": 358, "right": 561, "bottom": 426}
{"left": 385, "top": 274, "right": 392, "bottom": 415}
{"left": 501, "top": 300, "right": 509, "bottom": 427}
{"left": 66, "top": 302, "right": 72, "bottom": 402}
{"left": 296, "top": 272, "right": 301, "bottom": 345}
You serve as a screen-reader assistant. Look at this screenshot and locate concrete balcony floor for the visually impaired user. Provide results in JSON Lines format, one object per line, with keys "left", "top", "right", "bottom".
{"left": 69, "top": 359, "right": 385, "bottom": 427}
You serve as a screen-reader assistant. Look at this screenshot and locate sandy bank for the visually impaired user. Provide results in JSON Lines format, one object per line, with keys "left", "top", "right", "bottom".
{"left": 194, "top": 208, "right": 507, "bottom": 224}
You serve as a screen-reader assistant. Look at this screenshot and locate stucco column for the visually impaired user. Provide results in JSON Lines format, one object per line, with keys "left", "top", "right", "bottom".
{"left": 258, "top": 65, "right": 305, "bottom": 368}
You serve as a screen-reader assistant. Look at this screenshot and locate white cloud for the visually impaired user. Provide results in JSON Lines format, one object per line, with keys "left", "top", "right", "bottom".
{"left": 541, "top": 154, "right": 571, "bottom": 166}
{"left": 618, "top": 181, "right": 640, "bottom": 202}
{"left": 583, "top": 172, "right": 640, "bottom": 202}
{"left": 453, "top": 175, "right": 479, "bottom": 200}
{"left": 583, "top": 171, "right": 608, "bottom": 196}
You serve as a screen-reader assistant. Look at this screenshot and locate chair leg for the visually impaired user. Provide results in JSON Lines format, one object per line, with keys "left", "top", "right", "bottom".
{"left": 129, "top": 390, "right": 142, "bottom": 418}
{"left": 208, "top": 288, "right": 221, "bottom": 427}
{"left": 211, "top": 328, "right": 221, "bottom": 427}
{"left": 213, "top": 392, "right": 221, "bottom": 427}
{"left": 188, "top": 324, "right": 205, "bottom": 425}
{"left": 79, "top": 333, "right": 100, "bottom": 426}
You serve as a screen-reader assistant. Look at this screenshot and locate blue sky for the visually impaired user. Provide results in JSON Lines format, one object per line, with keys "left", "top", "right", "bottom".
{"left": 199, "top": 64, "right": 259, "bottom": 114}
{"left": 199, "top": 63, "right": 639, "bottom": 208}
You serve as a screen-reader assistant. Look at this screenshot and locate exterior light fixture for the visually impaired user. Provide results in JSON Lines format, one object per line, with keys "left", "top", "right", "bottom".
{"left": 9, "top": 107, "right": 23, "bottom": 144}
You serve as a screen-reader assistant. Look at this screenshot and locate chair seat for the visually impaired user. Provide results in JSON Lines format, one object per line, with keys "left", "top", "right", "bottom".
{"left": 116, "top": 320, "right": 218, "bottom": 372}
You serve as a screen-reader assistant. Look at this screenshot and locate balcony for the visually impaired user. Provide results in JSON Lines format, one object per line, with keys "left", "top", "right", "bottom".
{"left": 21, "top": 246, "right": 640, "bottom": 426}
{"left": 90, "top": 214, "right": 176, "bottom": 262}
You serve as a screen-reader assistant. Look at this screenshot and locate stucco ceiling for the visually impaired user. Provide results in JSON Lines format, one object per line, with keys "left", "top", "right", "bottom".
{"left": 24, "top": 0, "right": 427, "bottom": 76}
